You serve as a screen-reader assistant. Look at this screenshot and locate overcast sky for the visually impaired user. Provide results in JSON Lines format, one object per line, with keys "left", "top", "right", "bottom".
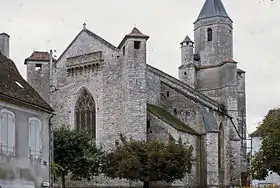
{"left": 1, "top": 0, "right": 279, "bottom": 135}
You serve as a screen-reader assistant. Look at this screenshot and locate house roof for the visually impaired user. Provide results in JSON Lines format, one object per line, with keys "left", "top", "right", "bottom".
{"left": 24, "top": 51, "right": 57, "bottom": 64}
{"left": 0, "top": 54, "right": 53, "bottom": 112}
{"left": 147, "top": 103, "right": 199, "bottom": 135}
{"left": 250, "top": 129, "right": 260, "bottom": 137}
{"left": 196, "top": 0, "right": 229, "bottom": 22}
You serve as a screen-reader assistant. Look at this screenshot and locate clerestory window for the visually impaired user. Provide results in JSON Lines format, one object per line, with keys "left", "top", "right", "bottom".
{"left": 75, "top": 88, "right": 96, "bottom": 139}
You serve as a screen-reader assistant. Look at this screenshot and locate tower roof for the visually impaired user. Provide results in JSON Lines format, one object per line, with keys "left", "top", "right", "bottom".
{"left": 180, "top": 35, "right": 194, "bottom": 44}
{"left": 118, "top": 27, "right": 149, "bottom": 49}
{"left": 196, "top": 0, "right": 229, "bottom": 21}
{"left": 24, "top": 51, "right": 57, "bottom": 64}
{"left": 126, "top": 27, "right": 149, "bottom": 39}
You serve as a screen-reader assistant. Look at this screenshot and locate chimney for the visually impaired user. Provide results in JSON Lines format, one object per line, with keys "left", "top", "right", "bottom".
{"left": 0, "top": 33, "right": 10, "bottom": 57}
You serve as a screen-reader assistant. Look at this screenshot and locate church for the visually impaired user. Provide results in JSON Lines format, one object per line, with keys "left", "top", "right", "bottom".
{"left": 25, "top": 0, "right": 247, "bottom": 187}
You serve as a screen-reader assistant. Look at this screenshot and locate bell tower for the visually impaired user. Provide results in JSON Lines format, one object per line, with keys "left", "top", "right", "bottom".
{"left": 194, "top": 0, "right": 233, "bottom": 66}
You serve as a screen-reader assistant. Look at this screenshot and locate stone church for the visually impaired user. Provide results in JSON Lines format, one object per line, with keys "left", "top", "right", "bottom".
{"left": 25, "top": 0, "right": 247, "bottom": 187}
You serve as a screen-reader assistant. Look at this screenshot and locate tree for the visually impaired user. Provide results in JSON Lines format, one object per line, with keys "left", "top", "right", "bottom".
{"left": 251, "top": 109, "right": 280, "bottom": 180}
{"left": 103, "top": 134, "right": 194, "bottom": 188}
{"left": 53, "top": 126, "right": 104, "bottom": 188}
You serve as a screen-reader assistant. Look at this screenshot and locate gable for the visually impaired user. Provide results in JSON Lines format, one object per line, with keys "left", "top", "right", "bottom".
{"left": 56, "top": 29, "right": 118, "bottom": 66}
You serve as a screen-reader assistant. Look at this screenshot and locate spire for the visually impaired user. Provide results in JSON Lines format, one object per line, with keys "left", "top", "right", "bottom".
{"left": 196, "top": 0, "right": 229, "bottom": 21}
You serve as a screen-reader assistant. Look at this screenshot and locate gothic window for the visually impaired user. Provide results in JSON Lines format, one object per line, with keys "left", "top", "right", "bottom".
{"left": 28, "top": 117, "right": 42, "bottom": 159}
{"left": 207, "top": 28, "right": 213, "bottom": 41}
{"left": 75, "top": 89, "right": 96, "bottom": 139}
{"left": 0, "top": 109, "right": 15, "bottom": 155}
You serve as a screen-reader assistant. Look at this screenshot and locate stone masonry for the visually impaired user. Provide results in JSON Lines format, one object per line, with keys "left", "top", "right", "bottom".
{"left": 25, "top": 0, "right": 247, "bottom": 187}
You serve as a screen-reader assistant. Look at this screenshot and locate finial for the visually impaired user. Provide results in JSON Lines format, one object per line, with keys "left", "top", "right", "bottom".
{"left": 83, "top": 23, "right": 87, "bottom": 30}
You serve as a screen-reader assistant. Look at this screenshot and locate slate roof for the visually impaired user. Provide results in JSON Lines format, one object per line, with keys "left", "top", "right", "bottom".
{"left": 196, "top": 0, "right": 229, "bottom": 21}
{"left": 198, "top": 107, "right": 218, "bottom": 132}
{"left": 24, "top": 51, "right": 57, "bottom": 64}
{"left": 147, "top": 103, "right": 199, "bottom": 135}
{"left": 0, "top": 54, "right": 53, "bottom": 112}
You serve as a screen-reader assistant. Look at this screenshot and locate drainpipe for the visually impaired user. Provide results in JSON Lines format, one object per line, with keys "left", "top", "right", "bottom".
{"left": 49, "top": 49, "right": 55, "bottom": 188}
{"left": 49, "top": 114, "right": 55, "bottom": 188}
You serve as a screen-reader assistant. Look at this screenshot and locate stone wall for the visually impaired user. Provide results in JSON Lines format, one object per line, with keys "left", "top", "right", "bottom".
{"left": 51, "top": 30, "right": 122, "bottom": 150}
{"left": 146, "top": 65, "right": 242, "bottom": 186}
{"left": 237, "top": 70, "right": 247, "bottom": 173}
{"left": 147, "top": 112, "right": 200, "bottom": 187}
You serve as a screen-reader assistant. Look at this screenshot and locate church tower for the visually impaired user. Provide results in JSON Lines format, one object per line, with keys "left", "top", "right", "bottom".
{"left": 194, "top": 0, "right": 233, "bottom": 66}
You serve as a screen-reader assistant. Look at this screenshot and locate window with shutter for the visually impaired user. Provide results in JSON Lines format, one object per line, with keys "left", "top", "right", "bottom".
{"left": 28, "top": 117, "right": 42, "bottom": 159}
{"left": 0, "top": 109, "right": 15, "bottom": 156}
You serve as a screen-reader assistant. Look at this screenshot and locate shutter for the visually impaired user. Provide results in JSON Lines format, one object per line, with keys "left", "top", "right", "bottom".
{"left": 2, "top": 113, "right": 8, "bottom": 152}
{"left": 28, "top": 120, "right": 32, "bottom": 155}
{"left": 38, "top": 121, "right": 43, "bottom": 154}
{"left": 0, "top": 114, "right": 2, "bottom": 150}
{"left": 7, "top": 113, "right": 15, "bottom": 153}
{"left": 29, "top": 120, "right": 36, "bottom": 156}
{"left": 35, "top": 121, "right": 42, "bottom": 155}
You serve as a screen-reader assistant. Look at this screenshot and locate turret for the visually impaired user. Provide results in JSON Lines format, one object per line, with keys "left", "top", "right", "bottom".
{"left": 179, "top": 35, "right": 196, "bottom": 88}
{"left": 118, "top": 27, "right": 149, "bottom": 141}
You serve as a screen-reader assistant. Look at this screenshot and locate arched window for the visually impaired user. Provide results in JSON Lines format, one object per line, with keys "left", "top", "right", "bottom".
{"left": 0, "top": 109, "right": 15, "bottom": 155}
{"left": 207, "top": 28, "right": 213, "bottom": 41}
{"left": 75, "top": 88, "right": 96, "bottom": 139}
{"left": 28, "top": 117, "right": 42, "bottom": 159}
{"left": 218, "top": 123, "right": 225, "bottom": 184}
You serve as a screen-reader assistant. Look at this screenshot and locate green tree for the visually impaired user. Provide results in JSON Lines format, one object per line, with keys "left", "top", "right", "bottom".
{"left": 251, "top": 109, "right": 280, "bottom": 180}
{"left": 54, "top": 126, "right": 104, "bottom": 188}
{"left": 103, "top": 134, "right": 194, "bottom": 188}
